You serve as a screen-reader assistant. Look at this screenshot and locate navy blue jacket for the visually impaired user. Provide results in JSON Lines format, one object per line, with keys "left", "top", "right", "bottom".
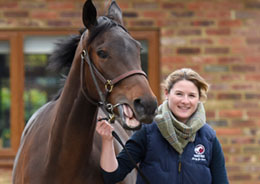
{"left": 102, "top": 122, "right": 229, "bottom": 184}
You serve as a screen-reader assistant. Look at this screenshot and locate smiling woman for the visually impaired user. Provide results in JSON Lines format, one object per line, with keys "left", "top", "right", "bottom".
{"left": 96, "top": 68, "right": 229, "bottom": 184}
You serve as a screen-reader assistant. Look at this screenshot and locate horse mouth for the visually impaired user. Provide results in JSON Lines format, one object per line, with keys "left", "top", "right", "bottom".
{"left": 117, "top": 104, "right": 142, "bottom": 130}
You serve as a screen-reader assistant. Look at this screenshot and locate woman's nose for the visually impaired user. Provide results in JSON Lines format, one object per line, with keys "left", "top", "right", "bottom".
{"left": 181, "top": 95, "right": 189, "bottom": 103}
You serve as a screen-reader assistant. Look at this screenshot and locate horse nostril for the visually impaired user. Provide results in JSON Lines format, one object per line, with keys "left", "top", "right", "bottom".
{"left": 133, "top": 97, "right": 158, "bottom": 116}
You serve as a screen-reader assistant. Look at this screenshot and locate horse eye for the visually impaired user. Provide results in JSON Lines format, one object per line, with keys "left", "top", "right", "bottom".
{"left": 97, "top": 50, "right": 108, "bottom": 59}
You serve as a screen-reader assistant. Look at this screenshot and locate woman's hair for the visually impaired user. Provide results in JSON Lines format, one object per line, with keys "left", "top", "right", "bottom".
{"left": 162, "top": 68, "right": 210, "bottom": 102}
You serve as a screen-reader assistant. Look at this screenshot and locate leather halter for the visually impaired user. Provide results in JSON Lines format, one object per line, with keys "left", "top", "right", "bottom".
{"left": 79, "top": 33, "right": 147, "bottom": 121}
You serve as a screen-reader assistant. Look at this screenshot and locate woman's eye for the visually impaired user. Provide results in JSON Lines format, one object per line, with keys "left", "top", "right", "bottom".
{"left": 189, "top": 94, "right": 197, "bottom": 98}
{"left": 97, "top": 50, "right": 108, "bottom": 59}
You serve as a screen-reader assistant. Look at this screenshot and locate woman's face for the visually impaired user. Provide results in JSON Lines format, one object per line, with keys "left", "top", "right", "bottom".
{"left": 166, "top": 80, "right": 200, "bottom": 123}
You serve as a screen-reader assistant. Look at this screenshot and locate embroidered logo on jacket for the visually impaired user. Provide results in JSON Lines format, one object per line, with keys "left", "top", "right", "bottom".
{"left": 192, "top": 144, "right": 206, "bottom": 161}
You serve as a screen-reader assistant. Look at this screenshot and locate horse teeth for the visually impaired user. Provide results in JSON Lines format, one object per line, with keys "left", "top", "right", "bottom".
{"left": 123, "top": 104, "right": 133, "bottom": 118}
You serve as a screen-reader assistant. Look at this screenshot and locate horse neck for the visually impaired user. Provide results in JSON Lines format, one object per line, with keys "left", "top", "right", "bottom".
{"left": 47, "top": 52, "right": 98, "bottom": 166}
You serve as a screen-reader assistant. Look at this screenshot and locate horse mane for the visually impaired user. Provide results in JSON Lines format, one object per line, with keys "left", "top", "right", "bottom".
{"left": 47, "top": 29, "right": 84, "bottom": 74}
{"left": 47, "top": 16, "right": 126, "bottom": 100}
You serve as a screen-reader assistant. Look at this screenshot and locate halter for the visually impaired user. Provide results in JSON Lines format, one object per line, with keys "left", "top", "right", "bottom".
{"left": 80, "top": 33, "right": 147, "bottom": 123}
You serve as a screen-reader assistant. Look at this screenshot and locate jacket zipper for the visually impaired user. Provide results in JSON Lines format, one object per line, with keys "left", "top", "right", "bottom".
{"left": 178, "top": 155, "right": 182, "bottom": 173}
{"left": 178, "top": 154, "right": 182, "bottom": 184}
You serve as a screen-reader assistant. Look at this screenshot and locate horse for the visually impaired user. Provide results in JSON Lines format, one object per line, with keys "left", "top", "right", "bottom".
{"left": 12, "top": 0, "right": 157, "bottom": 183}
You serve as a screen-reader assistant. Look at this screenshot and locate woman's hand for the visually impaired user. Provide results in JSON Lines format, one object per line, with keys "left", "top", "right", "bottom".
{"left": 96, "top": 117, "right": 118, "bottom": 172}
{"left": 96, "top": 117, "right": 114, "bottom": 141}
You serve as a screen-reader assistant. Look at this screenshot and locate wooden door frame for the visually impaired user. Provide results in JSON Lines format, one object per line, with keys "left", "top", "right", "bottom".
{"left": 130, "top": 29, "right": 160, "bottom": 102}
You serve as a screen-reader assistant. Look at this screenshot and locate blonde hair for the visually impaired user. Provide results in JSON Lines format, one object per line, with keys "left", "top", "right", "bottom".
{"left": 162, "top": 68, "right": 209, "bottom": 102}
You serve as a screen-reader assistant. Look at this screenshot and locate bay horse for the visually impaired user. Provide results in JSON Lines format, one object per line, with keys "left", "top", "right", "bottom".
{"left": 12, "top": 0, "right": 157, "bottom": 183}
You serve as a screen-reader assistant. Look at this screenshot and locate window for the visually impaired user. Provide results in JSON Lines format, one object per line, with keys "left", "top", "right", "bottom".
{"left": 0, "top": 41, "right": 11, "bottom": 149}
{"left": 23, "top": 36, "right": 69, "bottom": 122}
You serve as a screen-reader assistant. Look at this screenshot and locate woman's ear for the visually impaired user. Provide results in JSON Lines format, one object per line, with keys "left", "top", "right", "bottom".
{"left": 164, "top": 89, "right": 169, "bottom": 100}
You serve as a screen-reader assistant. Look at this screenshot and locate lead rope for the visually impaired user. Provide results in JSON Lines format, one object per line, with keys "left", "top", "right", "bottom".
{"left": 111, "top": 130, "right": 150, "bottom": 184}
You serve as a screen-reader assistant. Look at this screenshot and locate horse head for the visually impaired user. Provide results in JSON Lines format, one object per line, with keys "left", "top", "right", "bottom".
{"left": 80, "top": 0, "right": 158, "bottom": 130}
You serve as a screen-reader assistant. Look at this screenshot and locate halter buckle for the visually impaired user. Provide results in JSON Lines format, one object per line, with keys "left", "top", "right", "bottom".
{"left": 105, "top": 80, "right": 113, "bottom": 93}
{"left": 81, "top": 50, "right": 87, "bottom": 60}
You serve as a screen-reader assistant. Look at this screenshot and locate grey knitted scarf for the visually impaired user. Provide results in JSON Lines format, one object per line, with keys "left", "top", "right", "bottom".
{"left": 155, "top": 100, "right": 206, "bottom": 154}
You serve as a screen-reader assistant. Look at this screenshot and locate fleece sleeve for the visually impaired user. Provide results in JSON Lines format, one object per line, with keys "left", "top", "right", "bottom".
{"left": 101, "top": 126, "right": 147, "bottom": 184}
{"left": 210, "top": 137, "right": 229, "bottom": 184}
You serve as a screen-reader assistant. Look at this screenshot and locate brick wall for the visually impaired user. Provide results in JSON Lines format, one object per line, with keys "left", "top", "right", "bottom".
{"left": 1, "top": 0, "right": 260, "bottom": 183}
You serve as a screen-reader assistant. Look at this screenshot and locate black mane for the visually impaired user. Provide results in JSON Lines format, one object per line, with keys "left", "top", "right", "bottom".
{"left": 47, "top": 16, "right": 126, "bottom": 100}
{"left": 47, "top": 16, "right": 123, "bottom": 74}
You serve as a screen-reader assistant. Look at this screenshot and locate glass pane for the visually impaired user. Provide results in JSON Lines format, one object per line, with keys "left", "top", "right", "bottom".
{"left": 0, "top": 41, "right": 11, "bottom": 148}
{"left": 24, "top": 36, "right": 68, "bottom": 123}
{"left": 139, "top": 40, "right": 148, "bottom": 76}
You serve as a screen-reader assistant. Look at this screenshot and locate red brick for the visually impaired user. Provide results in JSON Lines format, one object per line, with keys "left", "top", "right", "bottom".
{"left": 177, "top": 29, "right": 201, "bottom": 36}
{"left": 219, "top": 110, "right": 243, "bottom": 118}
{"left": 231, "top": 137, "right": 255, "bottom": 144}
{"left": 117, "top": 2, "right": 129, "bottom": 9}
{"left": 226, "top": 165, "right": 241, "bottom": 172}
{"left": 205, "top": 47, "right": 229, "bottom": 54}
{"left": 218, "top": 57, "right": 242, "bottom": 64}
{"left": 232, "top": 84, "right": 253, "bottom": 90}
{"left": 129, "top": 20, "right": 154, "bottom": 27}
{"left": 231, "top": 120, "right": 258, "bottom": 127}
{"left": 221, "top": 74, "right": 243, "bottom": 81}
{"left": 232, "top": 46, "right": 259, "bottom": 54}
{"left": 197, "top": 10, "right": 230, "bottom": 19}
{"left": 171, "top": 11, "right": 194, "bottom": 18}
{"left": 162, "top": 56, "right": 187, "bottom": 64}
{"left": 60, "top": 11, "right": 81, "bottom": 18}
{"left": 133, "top": 2, "right": 158, "bottom": 9}
{"left": 190, "top": 39, "right": 213, "bottom": 45}
{"left": 210, "top": 84, "right": 228, "bottom": 90}
{"left": 48, "top": 2, "right": 75, "bottom": 10}
{"left": 229, "top": 174, "right": 252, "bottom": 181}
{"left": 234, "top": 102, "right": 259, "bottom": 109}
{"left": 190, "top": 56, "right": 216, "bottom": 63}
{"left": 218, "top": 20, "right": 242, "bottom": 27}
{"left": 247, "top": 111, "right": 260, "bottom": 117}
{"left": 232, "top": 65, "right": 256, "bottom": 72}
{"left": 31, "top": 11, "right": 58, "bottom": 19}
{"left": 0, "top": 2, "right": 18, "bottom": 9}
{"left": 245, "top": 74, "right": 260, "bottom": 81}
{"left": 245, "top": 56, "right": 260, "bottom": 63}
{"left": 123, "top": 12, "right": 138, "bottom": 18}
{"left": 246, "top": 2, "right": 260, "bottom": 8}
{"left": 216, "top": 128, "right": 242, "bottom": 135}
{"left": 222, "top": 145, "right": 241, "bottom": 153}
{"left": 142, "top": 11, "right": 166, "bottom": 18}
{"left": 161, "top": 2, "right": 185, "bottom": 9}
{"left": 206, "top": 28, "right": 230, "bottom": 35}
{"left": 191, "top": 20, "right": 214, "bottom": 26}
{"left": 157, "top": 19, "right": 179, "bottom": 27}
{"left": 47, "top": 20, "right": 71, "bottom": 27}
{"left": 206, "top": 111, "right": 216, "bottom": 118}
{"left": 161, "top": 29, "right": 175, "bottom": 36}
{"left": 232, "top": 156, "right": 252, "bottom": 163}
{"left": 4, "top": 11, "right": 29, "bottom": 18}
{"left": 177, "top": 47, "right": 200, "bottom": 54}
{"left": 218, "top": 37, "right": 244, "bottom": 45}
{"left": 243, "top": 147, "right": 260, "bottom": 154}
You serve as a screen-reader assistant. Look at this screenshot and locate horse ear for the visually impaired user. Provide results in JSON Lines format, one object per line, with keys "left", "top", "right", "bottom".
{"left": 82, "top": 0, "right": 97, "bottom": 29}
{"left": 107, "top": 0, "right": 124, "bottom": 25}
